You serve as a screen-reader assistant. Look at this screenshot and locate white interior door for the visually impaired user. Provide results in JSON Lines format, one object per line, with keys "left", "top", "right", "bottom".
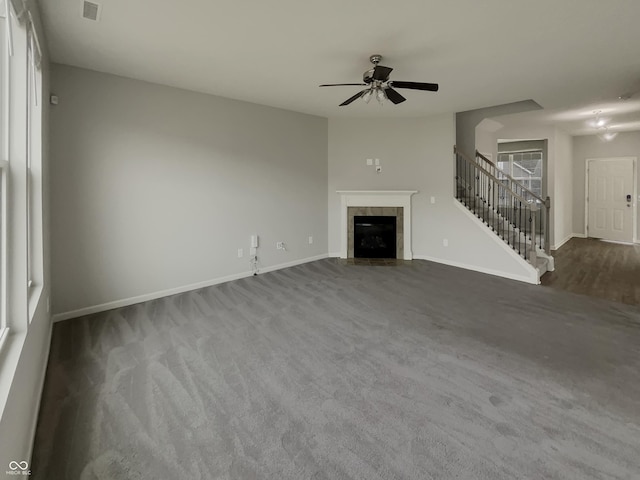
{"left": 587, "top": 158, "right": 635, "bottom": 242}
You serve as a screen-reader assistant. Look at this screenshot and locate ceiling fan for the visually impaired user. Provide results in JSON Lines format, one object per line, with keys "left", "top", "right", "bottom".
{"left": 320, "top": 54, "right": 439, "bottom": 106}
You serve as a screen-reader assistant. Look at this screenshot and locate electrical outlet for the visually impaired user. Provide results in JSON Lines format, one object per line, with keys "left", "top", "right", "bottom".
{"left": 443, "top": 239, "right": 449, "bottom": 247}
{"left": 376, "top": 166, "right": 382, "bottom": 173}
{"left": 366, "top": 158, "right": 373, "bottom": 166}
{"left": 276, "top": 242, "right": 284, "bottom": 249}
{"left": 308, "top": 236, "right": 313, "bottom": 245}
{"left": 430, "top": 196, "right": 436, "bottom": 204}
{"left": 237, "top": 248, "right": 243, "bottom": 258}
{"left": 375, "top": 158, "right": 380, "bottom": 166}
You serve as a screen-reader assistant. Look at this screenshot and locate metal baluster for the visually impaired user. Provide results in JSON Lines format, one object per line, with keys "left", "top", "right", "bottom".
{"left": 465, "top": 156, "right": 468, "bottom": 206}
{"left": 490, "top": 181, "right": 495, "bottom": 231}
{"left": 485, "top": 175, "right": 489, "bottom": 224}
{"left": 507, "top": 193, "right": 513, "bottom": 246}
{"left": 518, "top": 201, "right": 522, "bottom": 255}
{"left": 498, "top": 186, "right": 502, "bottom": 238}
{"left": 509, "top": 197, "right": 513, "bottom": 248}
{"left": 508, "top": 194, "right": 512, "bottom": 235}
{"left": 483, "top": 172, "right": 487, "bottom": 223}
{"left": 479, "top": 170, "right": 482, "bottom": 217}
{"left": 475, "top": 168, "right": 480, "bottom": 216}
{"left": 467, "top": 160, "right": 471, "bottom": 208}
{"left": 456, "top": 155, "right": 460, "bottom": 200}
{"left": 512, "top": 197, "right": 517, "bottom": 249}
{"left": 498, "top": 184, "right": 502, "bottom": 238}
{"left": 540, "top": 206, "right": 545, "bottom": 251}
{"left": 524, "top": 205, "right": 529, "bottom": 260}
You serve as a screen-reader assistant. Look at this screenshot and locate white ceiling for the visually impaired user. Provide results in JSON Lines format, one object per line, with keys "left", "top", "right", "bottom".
{"left": 39, "top": 0, "right": 640, "bottom": 134}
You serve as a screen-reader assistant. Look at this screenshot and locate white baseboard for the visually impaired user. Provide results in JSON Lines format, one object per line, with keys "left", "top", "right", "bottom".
{"left": 328, "top": 252, "right": 341, "bottom": 258}
{"left": 414, "top": 254, "right": 539, "bottom": 284}
{"left": 573, "top": 233, "right": 587, "bottom": 239}
{"left": 52, "top": 254, "right": 329, "bottom": 323}
{"left": 551, "top": 234, "right": 574, "bottom": 250}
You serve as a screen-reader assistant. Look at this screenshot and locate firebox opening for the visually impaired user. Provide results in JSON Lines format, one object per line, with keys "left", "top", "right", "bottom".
{"left": 354, "top": 216, "right": 397, "bottom": 259}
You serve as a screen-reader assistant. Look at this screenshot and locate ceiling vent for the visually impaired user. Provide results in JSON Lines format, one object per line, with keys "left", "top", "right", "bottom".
{"left": 82, "top": 1, "right": 101, "bottom": 21}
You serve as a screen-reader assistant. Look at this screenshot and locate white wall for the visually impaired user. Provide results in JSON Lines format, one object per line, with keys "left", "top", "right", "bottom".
{"left": 328, "top": 115, "right": 536, "bottom": 283}
{"left": 554, "top": 128, "right": 574, "bottom": 248}
{"left": 0, "top": 0, "right": 52, "bottom": 469}
{"left": 573, "top": 131, "right": 640, "bottom": 239}
{"left": 50, "top": 65, "right": 328, "bottom": 317}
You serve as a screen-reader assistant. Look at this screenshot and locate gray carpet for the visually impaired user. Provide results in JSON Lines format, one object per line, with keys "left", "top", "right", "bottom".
{"left": 32, "top": 259, "right": 640, "bottom": 479}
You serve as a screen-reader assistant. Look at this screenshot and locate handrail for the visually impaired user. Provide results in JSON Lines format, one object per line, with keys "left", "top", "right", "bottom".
{"left": 474, "top": 150, "right": 545, "bottom": 204}
{"left": 454, "top": 145, "right": 551, "bottom": 257}
{"left": 456, "top": 149, "right": 533, "bottom": 206}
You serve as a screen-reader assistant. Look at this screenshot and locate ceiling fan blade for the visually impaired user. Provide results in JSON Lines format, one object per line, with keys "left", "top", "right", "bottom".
{"left": 319, "top": 83, "right": 367, "bottom": 87}
{"left": 372, "top": 65, "right": 393, "bottom": 81}
{"left": 384, "top": 88, "right": 406, "bottom": 104}
{"left": 339, "top": 90, "right": 367, "bottom": 106}
{"left": 390, "top": 81, "right": 439, "bottom": 92}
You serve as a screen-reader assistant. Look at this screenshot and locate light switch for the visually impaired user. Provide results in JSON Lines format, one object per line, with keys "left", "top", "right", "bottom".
{"left": 366, "top": 158, "right": 373, "bottom": 166}
{"left": 430, "top": 196, "right": 436, "bottom": 204}
{"left": 375, "top": 158, "right": 380, "bottom": 166}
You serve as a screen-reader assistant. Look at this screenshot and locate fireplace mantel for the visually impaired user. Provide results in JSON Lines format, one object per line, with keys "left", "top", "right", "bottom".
{"left": 337, "top": 190, "right": 418, "bottom": 260}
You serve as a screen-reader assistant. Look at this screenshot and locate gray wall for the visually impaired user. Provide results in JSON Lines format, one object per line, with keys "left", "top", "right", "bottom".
{"left": 554, "top": 129, "right": 574, "bottom": 246}
{"left": 573, "top": 131, "right": 640, "bottom": 238}
{"left": 328, "top": 115, "right": 535, "bottom": 282}
{"left": 50, "top": 65, "right": 328, "bottom": 316}
{"left": 456, "top": 100, "right": 541, "bottom": 157}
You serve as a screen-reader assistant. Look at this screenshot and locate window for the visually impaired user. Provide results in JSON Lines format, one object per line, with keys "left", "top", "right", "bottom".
{"left": 0, "top": 0, "right": 44, "bottom": 343}
{"left": 26, "top": 23, "right": 42, "bottom": 320}
{"left": 497, "top": 150, "right": 544, "bottom": 198}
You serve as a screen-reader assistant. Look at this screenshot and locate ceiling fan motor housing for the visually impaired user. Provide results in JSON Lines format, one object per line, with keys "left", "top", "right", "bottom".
{"left": 363, "top": 69, "right": 375, "bottom": 83}
{"left": 364, "top": 55, "right": 383, "bottom": 83}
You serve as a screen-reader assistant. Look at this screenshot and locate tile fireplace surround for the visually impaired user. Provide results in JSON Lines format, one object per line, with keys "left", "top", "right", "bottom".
{"left": 337, "top": 190, "right": 418, "bottom": 260}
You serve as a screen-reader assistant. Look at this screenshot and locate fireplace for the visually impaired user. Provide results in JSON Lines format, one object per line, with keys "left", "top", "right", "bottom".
{"left": 354, "top": 216, "right": 396, "bottom": 258}
{"left": 348, "top": 207, "right": 403, "bottom": 258}
{"left": 337, "top": 190, "right": 418, "bottom": 260}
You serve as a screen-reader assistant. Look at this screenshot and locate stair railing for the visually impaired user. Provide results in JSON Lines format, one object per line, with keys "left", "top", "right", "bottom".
{"left": 474, "top": 150, "right": 550, "bottom": 254}
{"left": 454, "top": 147, "right": 546, "bottom": 262}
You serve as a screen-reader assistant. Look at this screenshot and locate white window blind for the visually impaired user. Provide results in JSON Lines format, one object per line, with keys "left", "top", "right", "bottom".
{"left": 6, "top": 0, "right": 41, "bottom": 70}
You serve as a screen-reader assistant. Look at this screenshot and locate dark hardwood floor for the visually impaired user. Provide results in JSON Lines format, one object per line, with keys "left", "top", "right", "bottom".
{"left": 541, "top": 237, "right": 640, "bottom": 306}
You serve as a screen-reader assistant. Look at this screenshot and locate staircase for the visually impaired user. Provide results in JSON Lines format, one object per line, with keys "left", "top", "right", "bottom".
{"left": 454, "top": 147, "right": 554, "bottom": 279}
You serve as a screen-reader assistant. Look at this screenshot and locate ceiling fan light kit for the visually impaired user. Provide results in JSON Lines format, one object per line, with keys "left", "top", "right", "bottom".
{"left": 319, "top": 54, "right": 439, "bottom": 106}
{"left": 591, "top": 110, "right": 618, "bottom": 141}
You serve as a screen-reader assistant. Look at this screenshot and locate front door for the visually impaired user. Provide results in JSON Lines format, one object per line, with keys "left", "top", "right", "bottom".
{"left": 587, "top": 157, "right": 635, "bottom": 243}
